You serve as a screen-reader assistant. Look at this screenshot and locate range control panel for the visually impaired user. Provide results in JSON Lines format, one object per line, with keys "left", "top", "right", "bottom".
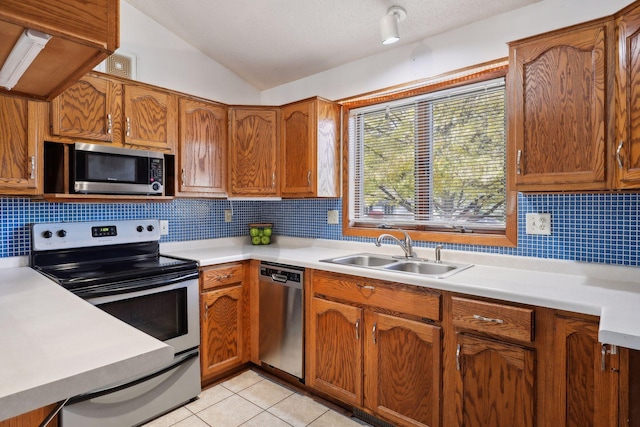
{"left": 32, "top": 219, "right": 160, "bottom": 251}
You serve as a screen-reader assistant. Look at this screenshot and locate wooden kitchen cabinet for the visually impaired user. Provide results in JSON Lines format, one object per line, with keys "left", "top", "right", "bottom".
{"left": 200, "top": 262, "right": 248, "bottom": 383}
{"left": 280, "top": 97, "right": 340, "bottom": 197}
{"left": 550, "top": 315, "right": 619, "bottom": 427}
{"left": 308, "top": 270, "right": 442, "bottom": 427}
{"left": 50, "top": 74, "right": 121, "bottom": 144}
{"left": 178, "top": 98, "right": 227, "bottom": 196}
{"left": 508, "top": 19, "right": 614, "bottom": 191}
{"left": 0, "top": 0, "right": 118, "bottom": 101}
{"left": 0, "top": 94, "right": 44, "bottom": 195}
{"left": 228, "top": 107, "right": 279, "bottom": 196}
{"left": 615, "top": 2, "right": 640, "bottom": 189}
{"left": 0, "top": 403, "right": 58, "bottom": 427}
{"left": 49, "top": 74, "right": 177, "bottom": 153}
{"left": 446, "top": 296, "right": 535, "bottom": 427}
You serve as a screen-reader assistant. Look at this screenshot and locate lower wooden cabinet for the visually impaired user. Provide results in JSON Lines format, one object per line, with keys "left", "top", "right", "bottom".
{"left": 454, "top": 334, "right": 535, "bottom": 427}
{"left": 0, "top": 403, "right": 58, "bottom": 427}
{"left": 200, "top": 262, "right": 248, "bottom": 383}
{"left": 308, "top": 270, "right": 442, "bottom": 427}
{"left": 551, "top": 315, "right": 619, "bottom": 427}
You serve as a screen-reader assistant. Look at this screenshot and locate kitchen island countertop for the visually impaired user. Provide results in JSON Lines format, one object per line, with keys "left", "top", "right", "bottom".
{"left": 0, "top": 268, "right": 174, "bottom": 421}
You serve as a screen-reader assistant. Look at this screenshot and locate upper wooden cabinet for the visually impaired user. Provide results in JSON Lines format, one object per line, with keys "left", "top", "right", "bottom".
{"left": 178, "top": 98, "right": 227, "bottom": 197}
{"left": 50, "top": 74, "right": 121, "bottom": 144}
{"left": 0, "top": 0, "right": 118, "bottom": 100}
{"left": 50, "top": 74, "right": 177, "bottom": 153}
{"left": 123, "top": 84, "right": 177, "bottom": 152}
{"left": 228, "top": 107, "right": 279, "bottom": 197}
{"left": 0, "top": 93, "right": 44, "bottom": 195}
{"left": 280, "top": 98, "right": 341, "bottom": 198}
{"left": 616, "top": 2, "right": 640, "bottom": 189}
{"left": 508, "top": 19, "right": 614, "bottom": 191}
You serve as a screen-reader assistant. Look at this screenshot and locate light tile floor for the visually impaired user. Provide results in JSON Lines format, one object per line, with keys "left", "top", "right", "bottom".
{"left": 143, "top": 370, "right": 372, "bottom": 427}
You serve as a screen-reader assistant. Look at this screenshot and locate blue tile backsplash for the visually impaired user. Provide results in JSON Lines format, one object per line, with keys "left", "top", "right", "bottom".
{"left": 1, "top": 193, "right": 639, "bottom": 266}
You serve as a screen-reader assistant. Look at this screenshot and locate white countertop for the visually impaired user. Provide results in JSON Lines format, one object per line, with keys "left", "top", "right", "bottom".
{"left": 0, "top": 268, "right": 174, "bottom": 421}
{"left": 162, "top": 236, "right": 640, "bottom": 351}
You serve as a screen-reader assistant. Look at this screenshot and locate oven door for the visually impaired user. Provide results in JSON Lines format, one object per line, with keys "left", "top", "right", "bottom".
{"left": 86, "top": 277, "right": 199, "bottom": 353}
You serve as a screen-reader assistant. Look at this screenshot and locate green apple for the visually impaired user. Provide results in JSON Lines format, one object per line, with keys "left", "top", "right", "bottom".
{"left": 261, "top": 236, "right": 270, "bottom": 245}
{"left": 252, "top": 236, "right": 261, "bottom": 245}
{"left": 263, "top": 228, "right": 272, "bottom": 237}
{"left": 258, "top": 229, "right": 264, "bottom": 236}
{"left": 249, "top": 227, "right": 259, "bottom": 237}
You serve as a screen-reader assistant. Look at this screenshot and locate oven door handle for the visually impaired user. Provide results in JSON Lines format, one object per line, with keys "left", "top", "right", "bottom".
{"left": 67, "top": 347, "right": 199, "bottom": 404}
{"left": 78, "top": 270, "right": 200, "bottom": 299}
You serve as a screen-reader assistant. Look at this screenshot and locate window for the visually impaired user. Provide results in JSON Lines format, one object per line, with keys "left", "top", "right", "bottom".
{"left": 344, "top": 68, "right": 515, "bottom": 246}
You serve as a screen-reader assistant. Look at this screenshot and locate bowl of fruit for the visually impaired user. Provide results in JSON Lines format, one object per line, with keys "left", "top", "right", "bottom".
{"left": 249, "top": 223, "right": 273, "bottom": 245}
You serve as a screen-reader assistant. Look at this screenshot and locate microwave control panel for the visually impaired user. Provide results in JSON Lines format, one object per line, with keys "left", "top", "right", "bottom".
{"left": 150, "top": 158, "right": 163, "bottom": 192}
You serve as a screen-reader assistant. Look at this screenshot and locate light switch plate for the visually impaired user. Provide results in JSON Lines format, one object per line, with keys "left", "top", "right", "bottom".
{"left": 224, "top": 210, "right": 233, "bottom": 223}
{"left": 327, "top": 210, "right": 339, "bottom": 225}
{"left": 159, "top": 220, "right": 169, "bottom": 235}
{"left": 526, "top": 213, "right": 551, "bottom": 235}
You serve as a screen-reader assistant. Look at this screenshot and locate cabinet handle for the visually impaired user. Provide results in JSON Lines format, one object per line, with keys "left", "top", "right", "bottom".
{"left": 356, "top": 283, "right": 376, "bottom": 291}
{"left": 272, "top": 172, "right": 276, "bottom": 188}
{"left": 307, "top": 170, "right": 312, "bottom": 186}
{"left": 372, "top": 322, "right": 377, "bottom": 345}
{"left": 181, "top": 168, "right": 186, "bottom": 186}
{"left": 126, "top": 117, "right": 131, "bottom": 137}
{"left": 473, "top": 314, "right": 504, "bottom": 324}
{"left": 355, "top": 319, "right": 360, "bottom": 341}
{"left": 205, "top": 303, "right": 209, "bottom": 320}
{"left": 616, "top": 140, "right": 624, "bottom": 170}
{"left": 516, "top": 150, "right": 522, "bottom": 175}
{"left": 601, "top": 344, "right": 607, "bottom": 371}
{"left": 29, "top": 156, "right": 35, "bottom": 179}
{"left": 107, "top": 113, "right": 112, "bottom": 135}
{"left": 456, "top": 344, "right": 461, "bottom": 371}
{"left": 216, "top": 274, "right": 232, "bottom": 281}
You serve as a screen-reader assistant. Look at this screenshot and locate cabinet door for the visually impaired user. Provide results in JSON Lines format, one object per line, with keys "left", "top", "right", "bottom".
{"left": 178, "top": 98, "right": 227, "bottom": 196}
{"left": 616, "top": 4, "right": 640, "bottom": 188}
{"left": 281, "top": 100, "right": 315, "bottom": 196}
{"left": 0, "top": 403, "right": 58, "bottom": 427}
{"left": 364, "top": 312, "right": 441, "bottom": 427}
{"left": 229, "top": 108, "right": 279, "bottom": 196}
{"left": 552, "top": 316, "right": 619, "bottom": 427}
{"left": 308, "top": 297, "right": 363, "bottom": 406}
{"left": 123, "top": 85, "right": 177, "bottom": 152}
{"left": 454, "top": 334, "right": 535, "bottom": 427}
{"left": 0, "top": 95, "right": 40, "bottom": 193}
{"left": 50, "top": 74, "right": 121, "bottom": 143}
{"left": 509, "top": 20, "right": 612, "bottom": 191}
{"left": 201, "top": 285, "right": 244, "bottom": 379}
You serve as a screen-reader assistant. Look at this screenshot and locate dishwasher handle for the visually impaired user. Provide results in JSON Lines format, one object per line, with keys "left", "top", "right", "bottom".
{"left": 271, "top": 273, "right": 289, "bottom": 283}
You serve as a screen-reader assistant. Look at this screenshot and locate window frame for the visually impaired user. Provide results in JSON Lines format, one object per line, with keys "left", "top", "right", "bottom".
{"left": 339, "top": 60, "right": 517, "bottom": 247}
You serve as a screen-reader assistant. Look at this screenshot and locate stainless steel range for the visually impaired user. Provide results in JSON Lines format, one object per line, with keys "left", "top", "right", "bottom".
{"left": 31, "top": 219, "right": 201, "bottom": 427}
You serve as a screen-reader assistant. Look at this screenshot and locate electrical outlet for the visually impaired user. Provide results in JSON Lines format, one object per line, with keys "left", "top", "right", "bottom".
{"left": 526, "top": 213, "right": 551, "bottom": 235}
{"left": 327, "top": 210, "right": 339, "bottom": 225}
{"left": 224, "top": 210, "right": 233, "bottom": 223}
{"left": 159, "top": 220, "right": 169, "bottom": 235}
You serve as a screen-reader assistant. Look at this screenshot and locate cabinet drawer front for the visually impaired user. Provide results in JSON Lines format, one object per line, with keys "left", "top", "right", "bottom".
{"left": 452, "top": 297, "right": 534, "bottom": 342}
{"left": 201, "top": 263, "right": 244, "bottom": 290}
{"left": 313, "top": 271, "right": 440, "bottom": 321}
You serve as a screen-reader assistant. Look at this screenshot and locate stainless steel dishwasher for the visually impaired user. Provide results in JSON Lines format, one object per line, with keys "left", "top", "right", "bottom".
{"left": 259, "top": 262, "right": 304, "bottom": 380}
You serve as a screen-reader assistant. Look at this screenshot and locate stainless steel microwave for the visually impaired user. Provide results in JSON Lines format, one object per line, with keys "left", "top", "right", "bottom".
{"left": 71, "top": 143, "right": 165, "bottom": 196}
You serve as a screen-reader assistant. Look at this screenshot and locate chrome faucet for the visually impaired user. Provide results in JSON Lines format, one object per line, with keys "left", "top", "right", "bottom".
{"left": 435, "top": 245, "right": 443, "bottom": 263}
{"left": 375, "top": 229, "right": 416, "bottom": 258}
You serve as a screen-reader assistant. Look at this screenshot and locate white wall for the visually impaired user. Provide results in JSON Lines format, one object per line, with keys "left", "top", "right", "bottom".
{"left": 261, "top": 0, "right": 633, "bottom": 105}
{"left": 114, "top": 1, "right": 261, "bottom": 105}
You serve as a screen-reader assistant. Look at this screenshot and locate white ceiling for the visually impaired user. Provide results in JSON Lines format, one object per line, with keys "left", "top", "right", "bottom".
{"left": 124, "top": 0, "right": 540, "bottom": 90}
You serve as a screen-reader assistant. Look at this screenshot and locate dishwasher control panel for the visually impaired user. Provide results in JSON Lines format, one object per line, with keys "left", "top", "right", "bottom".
{"left": 259, "top": 263, "right": 303, "bottom": 284}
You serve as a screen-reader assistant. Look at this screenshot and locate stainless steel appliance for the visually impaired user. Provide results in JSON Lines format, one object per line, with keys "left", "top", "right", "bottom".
{"left": 31, "top": 219, "right": 200, "bottom": 427}
{"left": 70, "top": 142, "right": 165, "bottom": 196}
{"left": 258, "top": 262, "right": 304, "bottom": 380}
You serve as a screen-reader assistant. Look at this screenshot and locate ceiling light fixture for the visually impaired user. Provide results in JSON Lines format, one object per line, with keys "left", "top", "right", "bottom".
{"left": 0, "top": 29, "right": 52, "bottom": 91}
{"left": 380, "top": 5, "right": 407, "bottom": 45}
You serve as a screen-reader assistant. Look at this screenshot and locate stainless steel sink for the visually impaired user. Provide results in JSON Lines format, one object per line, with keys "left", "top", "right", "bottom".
{"left": 320, "top": 253, "right": 472, "bottom": 279}
{"left": 326, "top": 253, "right": 397, "bottom": 267}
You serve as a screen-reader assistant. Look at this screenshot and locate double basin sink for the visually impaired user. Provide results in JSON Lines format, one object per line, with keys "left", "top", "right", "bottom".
{"left": 321, "top": 253, "right": 473, "bottom": 279}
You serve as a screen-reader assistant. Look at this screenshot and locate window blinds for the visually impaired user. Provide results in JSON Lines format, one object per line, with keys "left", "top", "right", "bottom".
{"left": 348, "top": 78, "right": 506, "bottom": 231}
